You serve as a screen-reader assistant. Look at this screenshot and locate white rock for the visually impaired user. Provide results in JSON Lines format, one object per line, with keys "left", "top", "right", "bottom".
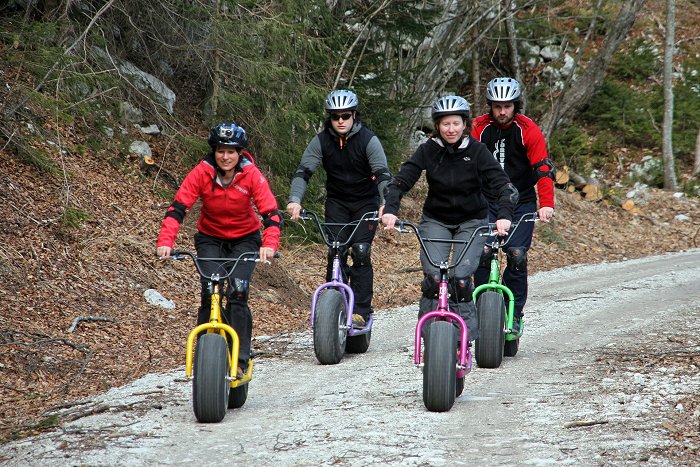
{"left": 144, "top": 289, "right": 175, "bottom": 309}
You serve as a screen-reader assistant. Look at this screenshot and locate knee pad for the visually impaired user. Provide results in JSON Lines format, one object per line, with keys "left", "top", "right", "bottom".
{"left": 449, "top": 276, "right": 474, "bottom": 302}
{"left": 479, "top": 245, "right": 494, "bottom": 268}
{"left": 350, "top": 243, "right": 372, "bottom": 266}
{"left": 228, "top": 278, "right": 250, "bottom": 301}
{"left": 421, "top": 274, "right": 439, "bottom": 299}
{"left": 506, "top": 247, "right": 528, "bottom": 273}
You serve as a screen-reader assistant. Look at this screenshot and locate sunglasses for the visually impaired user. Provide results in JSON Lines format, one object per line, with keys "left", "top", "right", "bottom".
{"left": 330, "top": 112, "right": 353, "bottom": 121}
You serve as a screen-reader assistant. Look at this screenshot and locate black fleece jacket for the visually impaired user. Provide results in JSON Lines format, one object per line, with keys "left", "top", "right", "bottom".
{"left": 384, "top": 136, "right": 517, "bottom": 224}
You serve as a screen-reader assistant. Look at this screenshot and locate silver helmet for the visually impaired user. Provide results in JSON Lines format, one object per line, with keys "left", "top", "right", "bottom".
{"left": 324, "top": 90, "right": 359, "bottom": 112}
{"left": 431, "top": 95, "right": 470, "bottom": 120}
{"left": 485, "top": 77, "right": 522, "bottom": 102}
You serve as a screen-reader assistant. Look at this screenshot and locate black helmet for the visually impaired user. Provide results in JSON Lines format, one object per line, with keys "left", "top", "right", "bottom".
{"left": 324, "top": 90, "right": 359, "bottom": 112}
{"left": 486, "top": 77, "right": 522, "bottom": 102}
{"left": 431, "top": 95, "right": 470, "bottom": 120}
{"left": 208, "top": 122, "right": 248, "bottom": 149}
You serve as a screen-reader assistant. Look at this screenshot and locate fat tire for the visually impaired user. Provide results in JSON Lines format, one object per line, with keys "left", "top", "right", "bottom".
{"left": 475, "top": 291, "right": 506, "bottom": 369}
{"left": 228, "top": 383, "right": 248, "bottom": 409}
{"left": 313, "top": 289, "right": 347, "bottom": 364}
{"left": 346, "top": 331, "right": 371, "bottom": 354}
{"left": 423, "top": 321, "right": 457, "bottom": 412}
{"left": 192, "top": 333, "right": 229, "bottom": 423}
{"left": 504, "top": 338, "right": 519, "bottom": 357}
{"left": 456, "top": 376, "right": 465, "bottom": 397}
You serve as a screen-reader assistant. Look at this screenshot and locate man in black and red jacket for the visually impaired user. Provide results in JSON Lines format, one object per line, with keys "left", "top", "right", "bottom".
{"left": 472, "top": 77, "right": 556, "bottom": 334}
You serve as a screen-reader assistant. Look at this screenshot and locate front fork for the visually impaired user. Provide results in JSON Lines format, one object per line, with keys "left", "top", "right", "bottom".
{"left": 473, "top": 257, "right": 518, "bottom": 339}
{"left": 184, "top": 290, "right": 251, "bottom": 387}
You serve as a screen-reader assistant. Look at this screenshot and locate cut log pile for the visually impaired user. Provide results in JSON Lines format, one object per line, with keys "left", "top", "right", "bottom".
{"left": 554, "top": 165, "right": 603, "bottom": 201}
{"left": 554, "top": 164, "right": 642, "bottom": 214}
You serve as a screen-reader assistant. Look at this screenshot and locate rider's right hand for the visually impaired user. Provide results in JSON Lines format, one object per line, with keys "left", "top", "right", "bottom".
{"left": 156, "top": 246, "right": 172, "bottom": 259}
{"left": 381, "top": 213, "right": 397, "bottom": 231}
{"left": 286, "top": 202, "right": 302, "bottom": 221}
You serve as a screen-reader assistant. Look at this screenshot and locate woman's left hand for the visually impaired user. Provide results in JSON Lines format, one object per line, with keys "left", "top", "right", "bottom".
{"left": 259, "top": 247, "right": 276, "bottom": 263}
{"left": 495, "top": 219, "right": 512, "bottom": 236}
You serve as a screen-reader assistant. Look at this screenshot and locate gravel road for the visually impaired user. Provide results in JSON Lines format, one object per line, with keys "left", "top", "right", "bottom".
{"left": 2, "top": 249, "right": 699, "bottom": 466}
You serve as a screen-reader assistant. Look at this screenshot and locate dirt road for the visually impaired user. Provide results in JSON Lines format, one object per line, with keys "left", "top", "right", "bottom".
{"left": 2, "top": 249, "right": 699, "bottom": 466}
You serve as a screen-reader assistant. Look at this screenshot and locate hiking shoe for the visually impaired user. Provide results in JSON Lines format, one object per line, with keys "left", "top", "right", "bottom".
{"left": 511, "top": 316, "right": 523, "bottom": 334}
{"left": 352, "top": 314, "right": 366, "bottom": 329}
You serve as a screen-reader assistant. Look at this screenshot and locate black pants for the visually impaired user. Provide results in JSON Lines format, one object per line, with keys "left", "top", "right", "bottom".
{"left": 194, "top": 231, "right": 261, "bottom": 369}
{"left": 474, "top": 201, "right": 536, "bottom": 318}
{"left": 324, "top": 196, "right": 379, "bottom": 318}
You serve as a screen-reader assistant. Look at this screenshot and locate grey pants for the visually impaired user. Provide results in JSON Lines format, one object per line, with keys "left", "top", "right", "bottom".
{"left": 417, "top": 215, "right": 488, "bottom": 341}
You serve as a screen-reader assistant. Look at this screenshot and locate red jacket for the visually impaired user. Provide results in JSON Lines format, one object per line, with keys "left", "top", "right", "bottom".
{"left": 156, "top": 152, "right": 281, "bottom": 250}
{"left": 472, "top": 113, "right": 555, "bottom": 208}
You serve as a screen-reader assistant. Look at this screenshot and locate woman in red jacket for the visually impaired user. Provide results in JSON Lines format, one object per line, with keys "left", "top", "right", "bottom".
{"left": 156, "top": 122, "right": 282, "bottom": 372}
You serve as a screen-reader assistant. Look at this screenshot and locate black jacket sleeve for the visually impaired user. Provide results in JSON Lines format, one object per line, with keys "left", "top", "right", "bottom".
{"left": 383, "top": 146, "right": 426, "bottom": 216}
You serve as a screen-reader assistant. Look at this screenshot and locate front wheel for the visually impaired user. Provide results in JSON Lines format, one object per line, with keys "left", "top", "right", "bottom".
{"left": 475, "top": 291, "right": 506, "bottom": 369}
{"left": 313, "top": 289, "right": 347, "bottom": 364}
{"left": 192, "top": 333, "right": 229, "bottom": 423}
{"left": 423, "top": 321, "right": 457, "bottom": 412}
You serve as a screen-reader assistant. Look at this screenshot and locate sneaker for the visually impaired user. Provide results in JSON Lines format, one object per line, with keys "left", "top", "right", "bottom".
{"left": 352, "top": 313, "right": 366, "bottom": 329}
{"left": 511, "top": 316, "right": 523, "bottom": 334}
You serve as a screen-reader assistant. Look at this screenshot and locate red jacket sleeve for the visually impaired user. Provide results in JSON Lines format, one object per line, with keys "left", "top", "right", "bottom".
{"left": 155, "top": 165, "right": 204, "bottom": 248}
{"left": 523, "top": 122, "right": 555, "bottom": 209}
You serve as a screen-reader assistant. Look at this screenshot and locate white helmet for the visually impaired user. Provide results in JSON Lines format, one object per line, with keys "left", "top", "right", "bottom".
{"left": 324, "top": 90, "right": 359, "bottom": 111}
{"left": 431, "top": 95, "right": 470, "bottom": 120}
{"left": 486, "top": 77, "right": 522, "bottom": 102}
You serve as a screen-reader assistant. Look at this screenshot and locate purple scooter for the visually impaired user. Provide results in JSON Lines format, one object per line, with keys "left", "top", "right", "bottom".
{"left": 300, "top": 209, "right": 379, "bottom": 365}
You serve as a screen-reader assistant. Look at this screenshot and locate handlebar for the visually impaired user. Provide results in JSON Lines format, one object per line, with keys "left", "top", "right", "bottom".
{"left": 481, "top": 211, "right": 539, "bottom": 248}
{"left": 393, "top": 220, "right": 490, "bottom": 271}
{"left": 298, "top": 209, "right": 380, "bottom": 249}
{"left": 166, "top": 250, "right": 280, "bottom": 282}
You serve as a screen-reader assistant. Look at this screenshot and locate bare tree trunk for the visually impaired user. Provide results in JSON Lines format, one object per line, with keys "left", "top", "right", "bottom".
{"left": 542, "top": 0, "right": 603, "bottom": 140}
{"left": 210, "top": 0, "right": 223, "bottom": 119}
{"left": 471, "top": 45, "right": 481, "bottom": 113}
{"left": 504, "top": 0, "right": 525, "bottom": 112}
{"left": 401, "top": 0, "right": 504, "bottom": 137}
{"left": 662, "top": 0, "right": 677, "bottom": 190}
{"left": 694, "top": 128, "right": 700, "bottom": 177}
{"left": 540, "top": 0, "right": 646, "bottom": 137}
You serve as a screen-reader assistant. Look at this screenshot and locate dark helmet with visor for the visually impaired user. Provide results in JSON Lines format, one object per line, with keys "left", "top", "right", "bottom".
{"left": 208, "top": 122, "right": 248, "bottom": 149}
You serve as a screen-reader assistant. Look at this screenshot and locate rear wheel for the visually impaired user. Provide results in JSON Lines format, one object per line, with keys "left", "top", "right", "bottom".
{"left": 313, "top": 289, "right": 347, "bottom": 364}
{"left": 475, "top": 292, "right": 505, "bottom": 369}
{"left": 423, "top": 321, "right": 457, "bottom": 412}
{"left": 346, "top": 331, "right": 371, "bottom": 354}
{"left": 192, "top": 334, "right": 229, "bottom": 423}
{"left": 456, "top": 376, "right": 465, "bottom": 397}
{"left": 504, "top": 338, "right": 519, "bottom": 357}
{"left": 228, "top": 384, "right": 248, "bottom": 409}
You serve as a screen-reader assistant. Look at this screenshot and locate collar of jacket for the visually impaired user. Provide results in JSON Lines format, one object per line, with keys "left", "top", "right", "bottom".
{"left": 327, "top": 122, "right": 361, "bottom": 149}
{"left": 431, "top": 136, "right": 470, "bottom": 153}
